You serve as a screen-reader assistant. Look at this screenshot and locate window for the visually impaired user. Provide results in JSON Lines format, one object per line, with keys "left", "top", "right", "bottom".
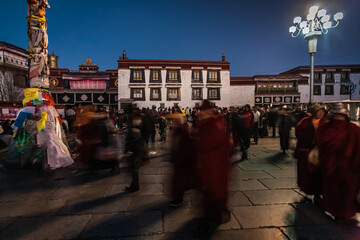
{"left": 314, "top": 85, "right": 321, "bottom": 95}
{"left": 314, "top": 72, "right": 322, "bottom": 83}
{"left": 208, "top": 70, "right": 220, "bottom": 82}
{"left": 150, "top": 88, "right": 161, "bottom": 101}
{"left": 150, "top": 69, "right": 161, "bottom": 82}
{"left": 340, "top": 85, "right": 349, "bottom": 95}
{"left": 208, "top": 88, "right": 220, "bottom": 100}
{"left": 325, "top": 72, "right": 334, "bottom": 83}
{"left": 341, "top": 71, "right": 350, "bottom": 82}
{"left": 167, "top": 70, "right": 181, "bottom": 82}
{"left": 131, "top": 88, "right": 145, "bottom": 100}
{"left": 167, "top": 88, "right": 180, "bottom": 101}
{"left": 325, "top": 85, "right": 334, "bottom": 95}
{"left": 130, "top": 69, "right": 145, "bottom": 83}
{"left": 192, "top": 70, "right": 202, "bottom": 82}
{"left": 192, "top": 88, "right": 202, "bottom": 100}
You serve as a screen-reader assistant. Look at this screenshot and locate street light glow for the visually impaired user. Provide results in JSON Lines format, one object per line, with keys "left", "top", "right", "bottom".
{"left": 289, "top": 26, "right": 296, "bottom": 33}
{"left": 324, "top": 21, "right": 332, "bottom": 29}
{"left": 300, "top": 21, "right": 307, "bottom": 29}
{"left": 334, "top": 12, "right": 343, "bottom": 21}
{"left": 307, "top": 13, "right": 315, "bottom": 21}
{"left": 302, "top": 27, "right": 310, "bottom": 34}
{"left": 321, "top": 15, "right": 330, "bottom": 23}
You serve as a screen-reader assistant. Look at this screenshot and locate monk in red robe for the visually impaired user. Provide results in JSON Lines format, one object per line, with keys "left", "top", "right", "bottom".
{"left": 316, "top": 103, "right": 360, "bottom": 222}
{"left": 195, "top": 100, "right": 231, "bottom": 226}
{"left": 294, "top": 103, "right": 327, "bottom": 203}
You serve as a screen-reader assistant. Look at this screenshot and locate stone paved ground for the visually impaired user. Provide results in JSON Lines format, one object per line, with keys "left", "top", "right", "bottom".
{"left": 0, "top": 133, "right": 359, "bottom": 240}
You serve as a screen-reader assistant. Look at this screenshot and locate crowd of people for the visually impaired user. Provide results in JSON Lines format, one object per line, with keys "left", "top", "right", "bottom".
{"left": 1, "top": 100, "right": 359, "bottom": 229}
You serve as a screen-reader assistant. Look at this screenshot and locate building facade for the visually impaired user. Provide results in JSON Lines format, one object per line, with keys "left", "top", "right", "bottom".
{"left": 49, "top": 56, "right": 118, "bottom": 114}
{"left": 117, "top": 55, "right": 230, "bottom": 109}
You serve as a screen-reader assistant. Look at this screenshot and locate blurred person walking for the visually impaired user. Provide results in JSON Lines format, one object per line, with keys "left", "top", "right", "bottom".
{"left": 252, "top": 106, "right": 260, "bottom": 144}
{"left": 316, "top": 103, "right": 360, "bottom": 223}
{"left": 239, "top": 104, "right": 254, "bottom": 160}
{"left": 268, "top": 107, "right": 278, "bottom": 137}
{"left": 294, "top": 103, "right": 327, "bottom": 204}
{"left": 278, "top": 107, "right": 295, "bottom": 154}
{"left": 195, "top": 100, "right": 231, "bottom": 229}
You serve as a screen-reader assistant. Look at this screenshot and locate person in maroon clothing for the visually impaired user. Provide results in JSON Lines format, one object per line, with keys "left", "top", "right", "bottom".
{"left": 316, "top": 103, "right": 360, "bottom": 223}
{"left": 195, "top": 100, "right": 232, "bottom": 228}
{"left": 294, "top": 103, "right": 327, "bottom": 204}
{"left": 240, "top": 104, "right": 254, "bottom": 160}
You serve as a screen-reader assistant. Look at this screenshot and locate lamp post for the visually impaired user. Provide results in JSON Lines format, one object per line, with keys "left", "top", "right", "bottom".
{"left": 289, "top": 6, "right": 343, "bottom": 103}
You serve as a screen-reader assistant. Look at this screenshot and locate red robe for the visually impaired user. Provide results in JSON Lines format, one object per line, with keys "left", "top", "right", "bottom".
{"left": 196, "top": 115, "right": 231, "bottom": 223}
{"left": 294, "top": 117, "right": 326, "bottom": 195}
{"left": 316, "top": 120, "right": 360, "bottom": 220}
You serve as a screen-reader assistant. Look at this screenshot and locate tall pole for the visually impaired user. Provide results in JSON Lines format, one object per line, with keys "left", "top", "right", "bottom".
{"left": 309, "top": 52, "right": 315, "bottom": 103}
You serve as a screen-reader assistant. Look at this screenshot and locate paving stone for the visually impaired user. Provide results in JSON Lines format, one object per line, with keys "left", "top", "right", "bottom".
{"left": 281, "top": 225, "right": 360, "bottom": 240}
{"left": 164, "top": 207, "right": 200, "bottom": 233}
{"left": 137, "top": 184, "right": 163, "bottom": 196}
{"left": 242, "top": 189, "right": 303, "bottom": 205}
{"left": 59, "top": 191, "right": 131, "bottom": 214}
{"left": 210, "top": 228, "right": 287, "bottom": 240}
{"left": 292, "top": 203, "right": 336, "bottom": 225}
{"left": 0, "top": 217, "right": 16, "bottom": 232}
{"left": 140, "top": 167, "right": 162, "bottom": 175}
{"left": 0, "top": 199, "right": 65, "bottom": 217}
{"left": 122, "top": 235, "right": 165, "bottom": 240}
{"left": 82, "top": 211, "right": 162, "bottom": 238}
{"left": 0, "top": 188, "right": 57, "bottom": 202}
{"left": 0, "top": 215, "right": 91, "bottom": 240}
{"left": 229, "top": 169, "right": 274, "bottom": 180}
{"left": 228, "top": 179, "right": 268, "bottom": 191}
{"left": 128, "top": 195, "right": 169, "bottom": 211}
{"left": 238, "top": 161, "right": 280, "bottom": 171}
{"left": 232, "top": 205, "right": 313, "bottom": 228}
{"left": 265, "top": 169, "right": 297, "bottom": 178}
{"left": 217, "top": 212, "right": 241, "bottom": 230}
{"left": 259, "top": 178, "right": 298, "bottom": 189}
{"left": 227, "top": 191, "right": 252, "bottom": 207}
{"left": 49, "top": 185, "right": 111, "bottom": 201}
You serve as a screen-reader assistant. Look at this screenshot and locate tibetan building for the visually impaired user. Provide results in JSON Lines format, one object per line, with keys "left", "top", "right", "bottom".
{"left": 49, "top": 54, "right": 118, "bottom": 114}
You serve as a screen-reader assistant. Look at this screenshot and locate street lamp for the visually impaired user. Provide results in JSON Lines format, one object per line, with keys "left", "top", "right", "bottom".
{"left": 289, "top": 6, "right": 343, "bottom": 103}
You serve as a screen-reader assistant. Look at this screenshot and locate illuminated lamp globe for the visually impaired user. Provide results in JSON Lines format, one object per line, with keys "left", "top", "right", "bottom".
{"left": 323, "top": 21, "right": 332, "bottom": 29}
{"left": 317, "top": 9, "right": 327, "bottom": 18}
{"left": 309, "top": 6, "right": 319, "bottom": 14}
{"left": 293, "top": 16, "right": 302, "bottom": 24}
{"left": 307, "top": 13, "right": 315, "bottom": 21}
{"left": 334, "top": 12, "right": 343, "bottom": 21}
{"left": 299, "top": 21, "right": 307, "bottom": 29}
{"left": 302, "top": 27, "right": 310, "bottom": 34}
{"left": 321, "top": 15, "right": 330, "bottom": 23}
{"left": 289, "top": 26, "right": 296, "bottom": 33}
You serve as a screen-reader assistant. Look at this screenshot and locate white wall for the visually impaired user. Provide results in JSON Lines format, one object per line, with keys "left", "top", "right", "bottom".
{"left": 230, "top": 85, "right": 255, "bottom": 107}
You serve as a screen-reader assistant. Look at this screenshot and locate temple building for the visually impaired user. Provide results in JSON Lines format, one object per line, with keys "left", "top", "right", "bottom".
{"left": 117, "top": 51, "right": 231, "bottom": 109}
{"left": 49, "top": 54, "right": 118, "bottom": 114}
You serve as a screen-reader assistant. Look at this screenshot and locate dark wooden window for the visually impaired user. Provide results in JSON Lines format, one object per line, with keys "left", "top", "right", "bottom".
{"left": 325, "top": 72, "right": 334, "bottom": 83}
{"left": 131, "top": 88, "right": 145, "bottom": 100}
{"left": 207, "top": 70, "right": 220, "bottom": 83}
{"left": 341, "top": 71, "right": 350, "bottom": 83}
{"left": 166, "top": 70, "right": 181, "bottom": 83}
{"left": 314, "top": 72, "right": 322, "bottom": 83}
{"left": 208, "top": 88, "right": 220, "bottom": 100}
{"left": 150, "top": 69, "right": 162, "bottom": 83}
{"left": 313, "top": 85, "right": 321, "bottom": 95}
{"left": 340, "top": 85, "right": 350, "bottom": 95}
{"left": 130, "top": 69, "right": 145, "bottom": 83}
{"left": 192, "top": 88, "right": 202, "bottom": 100}
{"left": 325, "top": 85, "right": 334, "bottom": 95}
{"left": 192, "top": 70, "right": 202, "bottom": 82}
{"left": 167, "top": 88, "right": 180, "bottom": 101}
{"left": 150, "top": 88, "right": 161, "bottom": 101}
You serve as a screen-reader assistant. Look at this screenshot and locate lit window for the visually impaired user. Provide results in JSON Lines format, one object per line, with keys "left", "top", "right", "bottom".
{"left": 133, "top": 70, "right": 143, "bottom": 81}
{"left": 151, "top": 69, "right": 160, "bottom": 82}
{"left": 150, "top": 88, "right": 161, "bottom": 101}
{"left": 208, "top": 70, "right": 219, "bottom": 82}
{"left": 168, "top": 70, "right": 178, "bottom": 81}
{"left": 131, "top": 88, "right": 145, "bottom": 100}
{"left": 167, "top": 88, "right": 180, "bottom": 100}
{"left": 192, "top": 70, "right": 202, "bottom": 82}
{"left": 208, "top": 88, "right": 220, "bottom": 100}
{"left": 192, "top": 88, "right": 202, "bottom": 100}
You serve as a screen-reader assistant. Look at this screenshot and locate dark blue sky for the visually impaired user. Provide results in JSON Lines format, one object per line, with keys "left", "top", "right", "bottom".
{"left": 1, "top": 0, "right": 359, "bottom": 76}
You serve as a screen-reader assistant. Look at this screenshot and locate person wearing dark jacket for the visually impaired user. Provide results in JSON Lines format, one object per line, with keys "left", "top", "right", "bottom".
{"left": 239, "top": 104, "right": 254, "bottom": 160}
{"left": 267, "top": 107, "right": 278, "bottom": 137}
{"left": 124, "top": 106, "right": 145, "bottom": 192}
{"left": 278, "top": 107, "right": 295, "bottom": 154}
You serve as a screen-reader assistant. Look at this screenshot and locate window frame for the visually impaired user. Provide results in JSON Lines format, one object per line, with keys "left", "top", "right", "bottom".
{"left": 207, "top": 88, "right": 220, "bottom": 100}
{"left": 130, "top": 69, "right": 145, "bottom": 83}
{"left": 192, "top": 70, "right": 203, "bottom": 83}
{"left": 150, "top": 87, "right": 162, "bottom": 101}
{"left": 167, "top": 87, "right": 181, "bottom": 101}
{"left": 314, "top": 72, "right": 322, "bottom": 83}
{"left": 166, "top": 69, "right": 181, "bottom": 83}
{"left": 325, "top": 72, "right": 334, "bottom": 83}
{"left": 325, "top": 85, "right": 334, "bottom": 95}
{"left": 207, "top": 70, "right": 221, "bottom": 83}
{"left": 150, "top": 69, "right": 162, "bottom": 83}
{"left": 313, "top": 85, "right": 322, "bottom": 95}
{"left": 192, "top": 88, "right": 203, "bottom": 100}
{"left": 130, "top": 88, "right": 145, "bottom": 101}
{"left": 340, "top": 85, "right": 350, "bottom": 95}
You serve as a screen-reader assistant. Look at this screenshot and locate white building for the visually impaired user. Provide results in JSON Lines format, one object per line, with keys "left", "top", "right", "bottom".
{"left": 117, "top": 54, "right": 231, "bottom": 109}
